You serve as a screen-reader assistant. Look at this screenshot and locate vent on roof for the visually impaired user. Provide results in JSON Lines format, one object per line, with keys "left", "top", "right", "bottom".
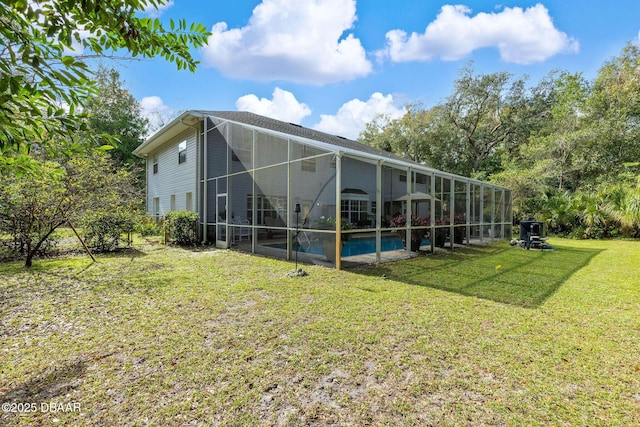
{"left": 288, "top": 123, "right": 302, "bottom": 128}
{"left": 336, "top": 135, "right": 347, "bottom": 140}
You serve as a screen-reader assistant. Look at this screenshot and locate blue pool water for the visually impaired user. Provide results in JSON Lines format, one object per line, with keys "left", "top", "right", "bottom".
{"left": 267, "top": 235, "right": 412, "bottom": 257}
{"left": 341, "top": 235, "right": 405, "bottom": 256}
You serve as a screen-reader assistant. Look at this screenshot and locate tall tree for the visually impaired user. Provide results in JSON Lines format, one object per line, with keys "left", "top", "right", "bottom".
{"left": 523, "top": 72, "right": 591, "bottom": 190}
{"left": 361, "top": 66, "right": 537, "bottom": 178}
{"left": 445, "top": 65, "right": 523, "bottom": 174}
{"left": 0, "top": 0, "right": 209, "bottom": 174}
{"left": 582, "top": 42, "right": 640, "bottom": 181}
{"left": 84, "top": 65, "right": 148, "bottom": 169}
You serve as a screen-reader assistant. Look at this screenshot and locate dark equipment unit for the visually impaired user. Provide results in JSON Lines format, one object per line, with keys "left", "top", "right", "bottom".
{"left": 512, "top": 219, "right": 549, "bottom": 250}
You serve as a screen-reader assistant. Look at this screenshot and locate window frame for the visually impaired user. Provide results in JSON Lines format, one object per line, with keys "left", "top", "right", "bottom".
{"left": 178, "top": 141, "right": 187, "bottom": 164}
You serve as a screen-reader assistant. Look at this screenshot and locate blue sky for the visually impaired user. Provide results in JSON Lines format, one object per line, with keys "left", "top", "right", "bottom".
{"left": 116, "top": 0, "right": 640, "bottom": 139}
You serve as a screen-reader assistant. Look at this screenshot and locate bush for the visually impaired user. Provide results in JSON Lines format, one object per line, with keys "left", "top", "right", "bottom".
{"left": 82, "top": 211, "right": 135, "bottom": 251}
{"left": 135, "top": 216, "right": 161, "bottom": 237}
{"left": 163, "top": 211, "right": 199, "bottom": 245}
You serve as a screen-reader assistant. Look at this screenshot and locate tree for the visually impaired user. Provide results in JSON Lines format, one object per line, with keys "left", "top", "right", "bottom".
{"left": 361, "top": 65, "right": 535, "bottom": 178}
{"left": 0, "top": 0, "right": 209, "bottom": 174}
{"left": 521, "top": 72, "right": 591, "bottom": 190}
{"left": 445, "top": 65, "right": 525, "bottom": 174}
{"left": 581, "top": 43, "right": 640, "bottom": 181}
{"left": 359, "top": 104, "right": 434, "bottom": 163}
{"left": 0, "top": 154, "right": 140, "bottom": 267}
{"left": 84, "top": 65, "right": 148, "bottom": 169}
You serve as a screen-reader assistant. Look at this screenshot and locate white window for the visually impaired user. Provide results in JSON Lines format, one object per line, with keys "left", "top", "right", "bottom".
{"left": 153, "top": 197, "right": 160, "bottom": 221}
{"left": 301, "top": 146, "right": 316, "bottom": 172}
{"left": 186, "top": 192, "right": 193, "bottom": 212}
{"left": 170, "top": 194, "right": 176, "bottom": 211}
{"left": 341, "top": 199, "right": 369, "bottom": 226}
{"left": 178, "top": 141, "right": 187, "bottom": 164}
{"left": 152, "top": 156, "right": 158, "bottom": 174}
{"left": 252, "top": 195, "right": 286, "bottom": 225}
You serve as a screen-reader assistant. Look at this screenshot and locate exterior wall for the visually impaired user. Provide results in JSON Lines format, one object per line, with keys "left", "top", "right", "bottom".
{"left": 146, "top": 129, "right": 198, "bottom": 219}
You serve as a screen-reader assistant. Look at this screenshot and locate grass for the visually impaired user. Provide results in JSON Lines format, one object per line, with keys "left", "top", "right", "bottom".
{"left": 0, "top": 238, "right": 639, "bottom": 426}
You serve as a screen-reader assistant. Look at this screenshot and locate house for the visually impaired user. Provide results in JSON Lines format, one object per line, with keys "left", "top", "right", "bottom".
{"left": 133, "top": 110, "right": 512, "bottom": 269}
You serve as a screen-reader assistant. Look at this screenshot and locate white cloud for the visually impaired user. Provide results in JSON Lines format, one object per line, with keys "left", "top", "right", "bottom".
{"left": 202, "top": 0, "right": 372, "bottom": 84}
{"left": 142, "top": 1, "right": 174, "bottom": 18}
{"left": 313, "top": 92, "right": 404, "bottom": 139}
{"left": 140, "top": 96, "right": 175, "bottom": 135}
{"left": 380, "top": 4, "right": 579, "bottom": 65}
{"left": 236, "top": 88, "right": 312, "bottom": 123}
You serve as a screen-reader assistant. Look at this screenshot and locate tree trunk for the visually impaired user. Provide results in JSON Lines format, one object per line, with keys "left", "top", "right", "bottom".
{"left": 25, "top": 251, "right": 34, "bottom": 268}
{"left": 24, "top": 227, "right": 57, "bottom": 268}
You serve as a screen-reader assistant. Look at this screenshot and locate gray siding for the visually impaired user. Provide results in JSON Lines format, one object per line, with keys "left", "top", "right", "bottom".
{"left": 147, "top": 129, "right": 197, "bottom": 216}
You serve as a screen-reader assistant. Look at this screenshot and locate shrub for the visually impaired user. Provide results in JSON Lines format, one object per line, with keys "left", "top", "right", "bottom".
{"left": 135, "top": 215, "right": 161, "bottom": 237}
{"left": 163, "top": 211, "right": 199, "bottom": 245}
{"left": 82, "top": 211, "right": 135, "bottom": 251}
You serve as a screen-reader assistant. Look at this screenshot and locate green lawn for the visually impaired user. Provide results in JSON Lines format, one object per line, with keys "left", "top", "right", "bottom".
{"left": 0, "top": 239, "right": 638, "bottom": 426}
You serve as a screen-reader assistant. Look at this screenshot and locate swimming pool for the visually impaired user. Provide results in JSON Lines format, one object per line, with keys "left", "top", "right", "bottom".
{"left": 266, "top": 235, "right": 411, "bottom": 257}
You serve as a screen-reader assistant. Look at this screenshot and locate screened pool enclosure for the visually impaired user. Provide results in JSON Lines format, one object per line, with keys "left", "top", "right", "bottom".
{"left": 138, "top": 111, "right": 512, "bottom": 269}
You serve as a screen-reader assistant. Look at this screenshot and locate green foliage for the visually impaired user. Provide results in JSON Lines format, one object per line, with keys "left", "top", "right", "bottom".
{"left": 163, "top": 210, "right": 199, "bottom": 245}
{"left": 135, "top": 216, "right": 161, "bottom": 237}
{"left": 445, "top": 66, "right": 516, "bottom": 173}
{"left": 360, "top": 65, "right": 539, "bottom": 177}
{"left": 583, "top": 43, "right": 640, "bottom": 179}
{"left": 0, "top": 154, "right": 141, "bottom": 266}
{"left": 0, "top": 161, "right": 69, "bottom": 264}
{"left": 0, "top": 0, "right": 210, "bottom": 174}
{"left": 82, "top": 211, "right": 136, "bottom": 252}
{"left": 361, "top": 49, "right": 640, "bottom": 239}
{"left": 84, "top": 66, "right": 149, "bottom": 170}
{"left": 359, "top": 104, "right": 434, "bottom": 163}
{"left": 522, "top": 72, "right": 591, "bottom": 191}
{"left": 535, "top": 181, "right": 640, "bottom": 238}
